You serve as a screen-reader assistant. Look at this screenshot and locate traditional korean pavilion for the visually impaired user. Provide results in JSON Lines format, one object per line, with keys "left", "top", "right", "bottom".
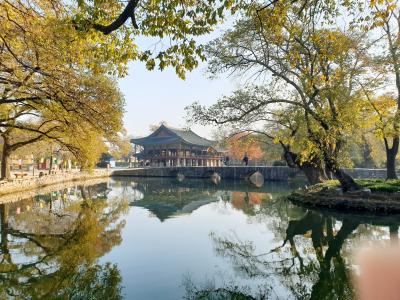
{"left": 131, "top": 124, "right": 224, "bottom": 167}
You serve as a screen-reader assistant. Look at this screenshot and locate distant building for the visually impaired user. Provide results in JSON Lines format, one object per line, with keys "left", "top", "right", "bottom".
{"left": 131, "top": 124, "right": 224, "bottom": 167}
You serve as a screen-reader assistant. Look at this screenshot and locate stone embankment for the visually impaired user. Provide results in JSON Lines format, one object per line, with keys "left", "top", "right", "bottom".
{"left": 111, "top": 166, "right": 390, "bottom": 181}
{"left": 111, "top": 166, "right": 299, "bottom": 181}
{"left": 288, "top": 188, "right": 400, "bottom": 214}
{"left": 0, "top": 169, "right": 110, "bottom": 197}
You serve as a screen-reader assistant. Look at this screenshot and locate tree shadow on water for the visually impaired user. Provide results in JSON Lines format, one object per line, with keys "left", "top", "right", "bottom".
{"left": 0, "top": 183, "right": 128, "bottom": 299}
{"left": 184, "top": 210, "right": 363, "bottom": 300}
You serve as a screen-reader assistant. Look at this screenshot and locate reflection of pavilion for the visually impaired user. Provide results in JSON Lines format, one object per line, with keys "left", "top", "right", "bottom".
{"left": 131, "top": 188, "right": 224, "bottom": 221}
{"left": 115, "top": 177, "right": 290, "bottom": 221}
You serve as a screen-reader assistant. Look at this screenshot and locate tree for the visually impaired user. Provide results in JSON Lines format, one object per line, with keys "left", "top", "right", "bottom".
{"left": 346, "top": 134, "right": 386, "bottom": 168}
{"left": 187, "top": 86, "right": 336, "bottom": 184}
{"left": 191, "top": 3, "right": 369, "bottom": 190}
{"left": 227, "top": 132, "right": 264, "bottom": 162}
{"left": 1, "top": 0, "right": 130, "bottom": 178}
{"left": 72, "top": 0, "right": 243, "bottom": 78}
{"left": 0, "top": 0, "right": 137, "bottom": 79}
{"left": 108, "top": 129, "right": 133, "bottom": 161}
{"left": 188, "top": 86, "right": 337, "bottom": 184}
{"left": 362, "top": 0, "right": 400, "bottom": 178}
{"left": 361, "top": 91, "right": 400, "bottom": 176}
{"left": 1, "top": 0, "right": 243, "bottom": 80}
{"left": 0, "top": 72, "right": 125, "bottom": 179}
{"left": 0, "top": 128, "right": 52, "bottom": 180}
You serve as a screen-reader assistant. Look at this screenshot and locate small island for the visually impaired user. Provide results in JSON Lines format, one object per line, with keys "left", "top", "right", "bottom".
{"left": 288, "top": 179, "right": 400, "bottom": 214}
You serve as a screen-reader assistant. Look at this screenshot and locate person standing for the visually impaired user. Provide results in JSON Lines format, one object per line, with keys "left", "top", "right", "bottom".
{"left": 225, "top": 156, "right": 230, "bottom": 166}
{"left": 243, "top": 154, "right": 249, "bottom": 166}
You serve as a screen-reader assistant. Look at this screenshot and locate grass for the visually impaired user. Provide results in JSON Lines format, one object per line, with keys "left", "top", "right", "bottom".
{"left": 317, "top": 179, "right": 400, "bottom": 193}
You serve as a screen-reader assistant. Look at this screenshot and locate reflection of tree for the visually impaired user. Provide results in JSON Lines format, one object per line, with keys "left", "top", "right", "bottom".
{"left": 0, "top": 183, "right": 128, "bottom": 299}
{"left": 230, "top": 192, "right": 271, "bottom": 216}
{"left": 284, "top": 213, "right": 359, "bottom": 299}
{"left": 183, "top": 276, "right": 271, "bottom": 299}
{"left": 185, "top": 210, "right": 364, "bottom": 299}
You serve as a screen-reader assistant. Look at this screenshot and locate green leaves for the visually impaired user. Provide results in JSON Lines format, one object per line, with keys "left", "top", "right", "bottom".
{"left": 0, "top": 0, "right": 127, "bottom": 170}
{"left": 145, "top": 58, "right": 156, "bottom": 70}
{"left": 71, "top": 0, "right": 244, "bottom": 78}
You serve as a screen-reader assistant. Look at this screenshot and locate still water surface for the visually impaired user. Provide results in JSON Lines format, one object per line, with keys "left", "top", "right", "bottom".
{"left": 0, "top": 177, "right": 399, "bottom": 299}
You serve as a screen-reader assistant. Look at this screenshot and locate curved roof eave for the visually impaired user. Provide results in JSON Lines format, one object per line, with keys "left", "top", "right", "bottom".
{"left": 131, "top": 136, "right": 181, "bottom": 146}
{"left": 131, "top": 124, "right": 216, "bottom": 147}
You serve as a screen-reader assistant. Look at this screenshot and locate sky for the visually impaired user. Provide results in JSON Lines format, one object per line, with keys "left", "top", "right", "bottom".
{"left": 117, "top": 19, "right": 240, "bottom": 140}
{"left": 118, "top": 59, "right": 240, "bottom": 139}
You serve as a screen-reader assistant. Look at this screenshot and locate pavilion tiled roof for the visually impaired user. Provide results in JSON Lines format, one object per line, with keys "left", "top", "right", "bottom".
{"left": 131, "top": 124, "right": 215, "bottom": 147}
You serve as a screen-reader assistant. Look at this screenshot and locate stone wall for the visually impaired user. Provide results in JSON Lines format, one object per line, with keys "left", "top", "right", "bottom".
{"left": 0, "top": 169, "right": 110, "bottom": 197}
{"left": 111, "top": 166, "right": 300, "bottom": 181}
{"left": 343, "top": 168, "right": 388, "bottom": 179}
{"left": 111, "top": 166, "right": 391, "bottom": 181}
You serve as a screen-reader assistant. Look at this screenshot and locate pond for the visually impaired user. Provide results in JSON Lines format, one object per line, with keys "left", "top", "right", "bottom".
{"left": 0, "top": 177, "right": 399, "bottom": 299}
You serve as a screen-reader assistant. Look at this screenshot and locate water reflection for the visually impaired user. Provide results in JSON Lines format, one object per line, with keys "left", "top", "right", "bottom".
{"left": 121, "top": 177, "right": 297, "bottom": 221}
{"left": 0, "top": 178, "right": 399, "bottom": 299}
{"left": 0, "top": 182, "right": 128, "bottom": 299}
{"left": 185, "top": 201, "right": 400, "bottom": 299}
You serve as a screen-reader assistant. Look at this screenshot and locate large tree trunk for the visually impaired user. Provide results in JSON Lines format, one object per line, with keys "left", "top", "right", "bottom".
{"left": 385, "top": 137, "right": 399, "bottom": 180}
{"left": 299, "top": 161, "right": 329, "bottom": 185}
{"left": 328, "top": 165, "right": 360, "bottom": 192}
{"left": 1, "top": 138, "right": 11, "bottom": 181}
{"left": 335, "top": 170, "right": 359, "bottom": 191}
{"left": 283, "top": 148, "right": 328, "bottom": 185}
{"left": 321, "top": 149, "right": 360, "bottom": 191}
{"left": 0, "top": 204, "right": 9, "bottom": 256}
